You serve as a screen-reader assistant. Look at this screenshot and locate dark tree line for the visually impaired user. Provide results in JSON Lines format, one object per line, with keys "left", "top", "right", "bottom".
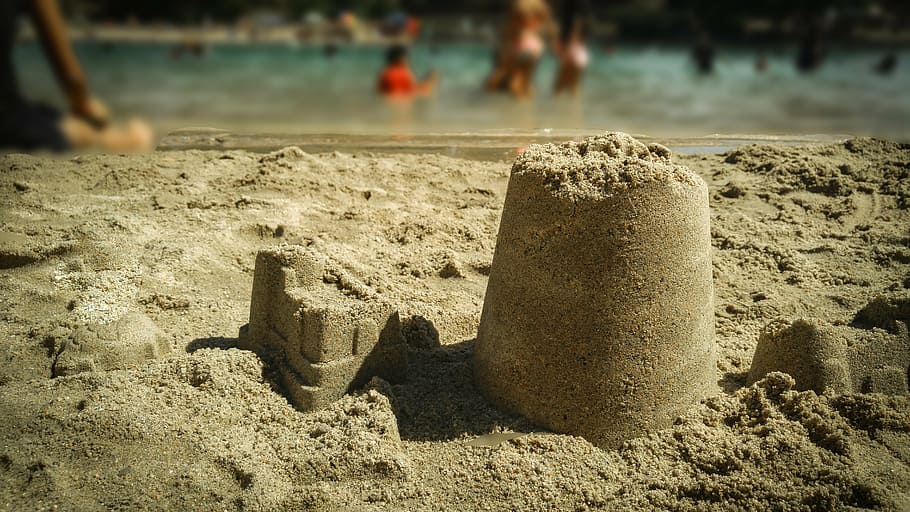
{"left": 64, "top": 0, "right": 908, "bottom": 44}
{"left": 65, "top": 0, "right": 501, "bottom": 22}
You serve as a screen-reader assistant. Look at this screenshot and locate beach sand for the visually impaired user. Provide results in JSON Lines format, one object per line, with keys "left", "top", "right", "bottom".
{"left": 1, "top": 137, "right": 909, "bottom": 510}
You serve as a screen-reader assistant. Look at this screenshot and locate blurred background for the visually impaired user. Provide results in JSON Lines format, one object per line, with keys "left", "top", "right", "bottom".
{"left": 11, "top": 0, "right": 910, "bottom": 140}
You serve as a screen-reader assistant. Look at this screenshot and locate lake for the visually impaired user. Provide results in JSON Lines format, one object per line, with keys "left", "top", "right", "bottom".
{"left": 13, "top": 41, "right": 910, "bottom": 139}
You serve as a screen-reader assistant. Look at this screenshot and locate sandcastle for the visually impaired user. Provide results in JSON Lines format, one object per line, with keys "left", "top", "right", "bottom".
{"left": 239, "top": 245, "right": 406, "bottom": 411}
{"left": 474, "top": 132, "right": 718, "bottom": 449}
{"left": 748, "top": 295, "right": 910, "bottom": 395}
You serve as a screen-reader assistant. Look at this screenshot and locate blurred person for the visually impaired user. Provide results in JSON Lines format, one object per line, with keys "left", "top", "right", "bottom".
{"left": 685, "top": 12, "right": 714, "bottom": 75}
{"left": 1, "top": 0, "right": 151, "bottom": 152}
{"left": 553, "top": 0, "right": 590, "bottom": 96}
{"left": 485, "top": 0, "right": 556, "bottom": 98}
{"left": 692, "top": 33, "right": 715, "bottom": 74}
{"left": 796, "top": 21, "right": 825, "bottom": 73}
{"left": 381, "top": 12, "right": 409, "bottom": 38}
{"left": 337, "top": 10, "right": 359, "bottom": 42}
{"left": 405, "top": 17, "right": 422, "bottom": 40}
{"left": 377, "top": 45, "right": 438, "bottom": 98}
{"left": 380, "top": 12, "right": 422, "bottom": 43}
{"left": 874, "top": 52, "right": 897, "bottom": 75}
{"left": 755, "top": 54, "right": 769, "bottom": 73}
{"left": 170, "top": 36, "right": 206, "bottom": 61}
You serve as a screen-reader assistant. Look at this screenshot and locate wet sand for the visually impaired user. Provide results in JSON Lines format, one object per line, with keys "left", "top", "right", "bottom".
{"left": 156, "top": 129, "right": 851, "bottom": 160}
{"left": 1, "top": 137, "right": 909, "bottom": 510}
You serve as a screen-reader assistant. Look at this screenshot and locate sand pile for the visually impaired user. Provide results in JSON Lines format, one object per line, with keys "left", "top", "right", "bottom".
{"left": 611, "top": 372, "right": 910, "bottom": 510}
{"left": 475, "top": 133, "right": 717, "bottom": 448}
{"left": 748, "top": 307, "right": 908, "bottom": 396}
{"left": 46, "top": 311, "right": 171, "bottom": 377}
{"left": 0, "top": 138, "right": 909, "bottom": 510}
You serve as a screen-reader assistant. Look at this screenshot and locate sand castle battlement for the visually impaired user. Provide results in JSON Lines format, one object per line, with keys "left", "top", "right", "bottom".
{"left": 475, "top": 132, "right": 718, "bottom": 449}
{"left": 239, "top": 245, "right": 406, "bottom": 411}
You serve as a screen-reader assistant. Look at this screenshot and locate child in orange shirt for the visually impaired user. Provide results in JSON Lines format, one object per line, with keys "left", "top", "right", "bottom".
{"left": 377, "top": 45, "right": 437, "bottom": 97}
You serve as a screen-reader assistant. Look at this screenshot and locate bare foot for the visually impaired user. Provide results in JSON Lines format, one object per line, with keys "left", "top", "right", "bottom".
{"left": 61, "top": 116, "right": 154, "bottom": 152}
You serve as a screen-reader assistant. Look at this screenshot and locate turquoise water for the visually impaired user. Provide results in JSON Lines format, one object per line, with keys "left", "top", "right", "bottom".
{"left": 13, "top": 42, "right": 910, "bottom": 138}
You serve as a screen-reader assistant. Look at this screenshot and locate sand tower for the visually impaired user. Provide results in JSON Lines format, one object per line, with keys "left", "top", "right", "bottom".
{"left": 474, "top": 132, "right": 717, "bottom": 449}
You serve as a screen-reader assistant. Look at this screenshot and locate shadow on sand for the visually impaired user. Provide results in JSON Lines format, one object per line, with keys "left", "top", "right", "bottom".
{"left": 384, "top": 315, "right": 537, "bottom": 441}
{"left": 185, "top": 317, "right": 536, "bottom": 443}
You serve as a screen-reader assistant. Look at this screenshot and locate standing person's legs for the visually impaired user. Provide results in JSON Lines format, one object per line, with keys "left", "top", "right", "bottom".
{"left": 510, "top": 57, "right": 537, "bottom": 98}
{"left": 554, "top": 62, "right": 582, "bottom": 95}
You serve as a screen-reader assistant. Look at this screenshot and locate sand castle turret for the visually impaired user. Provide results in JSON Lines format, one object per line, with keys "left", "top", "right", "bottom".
{"left": 239, "top": 245, "right": 406, "bottom": 411}
{"left": 474, "top": 132, "right": 718, "bottom": 449}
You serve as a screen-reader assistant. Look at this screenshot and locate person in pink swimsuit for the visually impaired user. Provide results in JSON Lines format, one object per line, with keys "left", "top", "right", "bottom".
{"left": 554, "top": 0, "right": 590, "bottom": 96}
{"left": 485, "top": 0, "right": 555, "bottom": 98}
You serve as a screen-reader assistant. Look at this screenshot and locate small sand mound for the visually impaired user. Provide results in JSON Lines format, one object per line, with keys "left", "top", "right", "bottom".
{"left": 748, "top": 315, "right": 909, "bottom": 395}
{"left": 854, "top": 292, "right": 910, "bottom": 334}
{"left": 48, "top": 311, "right": 171, "bottom": 377}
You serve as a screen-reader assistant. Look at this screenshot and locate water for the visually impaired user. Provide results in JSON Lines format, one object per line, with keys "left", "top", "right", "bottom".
{"left": 12, "top": 42, "right": 910, "bottom": 139}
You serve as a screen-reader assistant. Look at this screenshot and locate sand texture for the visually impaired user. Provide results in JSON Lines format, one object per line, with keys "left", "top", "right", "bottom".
{"left": 475, "top": 133, "right": 717, "bottom": 448}
{"left": 1, "top": 138, "right": 909, "bottom": 510}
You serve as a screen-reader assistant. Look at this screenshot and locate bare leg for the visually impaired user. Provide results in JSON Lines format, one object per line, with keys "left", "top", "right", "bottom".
{"left": 554, "top": 63, "right": 571, "bottom": 94}
{"left": 554, "top": 64, "right": 582, "bottom": 96}
{"left": 510, "top": 61, "right": 537, "bottom": 99}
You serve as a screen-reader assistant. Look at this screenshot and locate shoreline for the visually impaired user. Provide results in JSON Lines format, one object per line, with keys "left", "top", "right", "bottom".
{"left": 155, "top": 128, "right": 854, "bottom": 159}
